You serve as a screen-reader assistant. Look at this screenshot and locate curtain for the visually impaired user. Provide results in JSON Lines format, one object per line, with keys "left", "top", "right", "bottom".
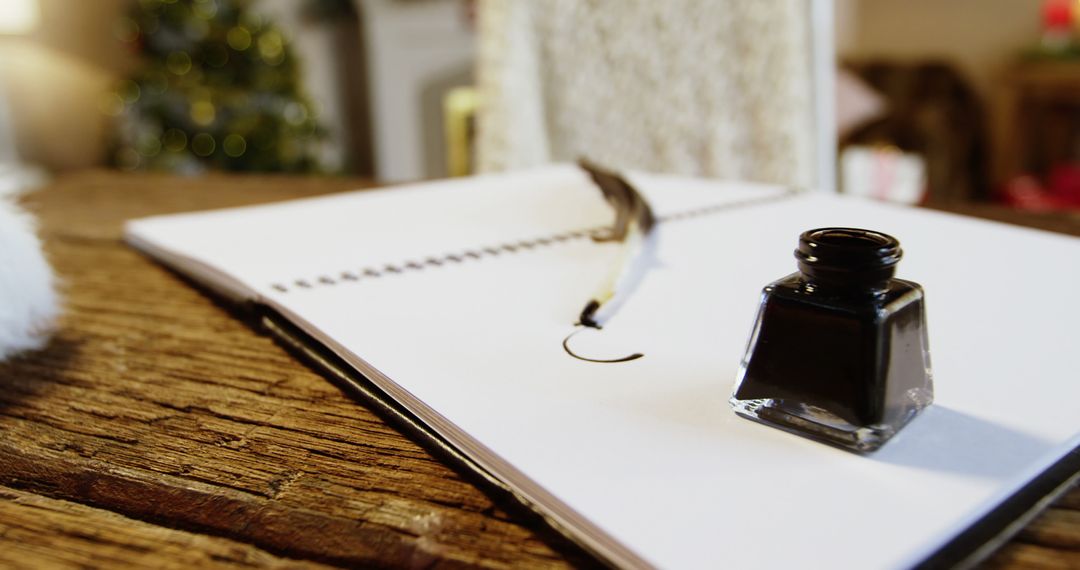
{"left": 476, "top": 0, "right": 818, "bottom": 189}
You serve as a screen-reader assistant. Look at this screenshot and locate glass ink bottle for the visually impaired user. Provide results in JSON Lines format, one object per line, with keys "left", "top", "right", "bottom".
{"left": 730, "top": 228, "right": 933, "bottom": 452}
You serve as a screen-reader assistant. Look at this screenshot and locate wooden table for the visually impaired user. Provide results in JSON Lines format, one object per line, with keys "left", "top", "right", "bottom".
{"left": 1, "top": 171, "right": 1077, "bottom": 569}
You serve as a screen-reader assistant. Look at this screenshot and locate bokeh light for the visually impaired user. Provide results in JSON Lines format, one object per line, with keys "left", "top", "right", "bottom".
{"left": 227, "top": 26, "right": 251, "bottom": 51}
{"left": 191, "top": 133, "right": 215, "bottom": 156}
{"left": 166, "top": 51, "right": 193, "bottom": 75}
{"left": 162, "top": 128, "right": 188, "bottom": 152}
{"left": 223, "top": 133, "right": 246, "bottom": 157}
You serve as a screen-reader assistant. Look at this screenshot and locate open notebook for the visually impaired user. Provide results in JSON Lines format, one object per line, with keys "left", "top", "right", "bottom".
{"left": 125, "top": 165, "right": 1080, "bottom": 569}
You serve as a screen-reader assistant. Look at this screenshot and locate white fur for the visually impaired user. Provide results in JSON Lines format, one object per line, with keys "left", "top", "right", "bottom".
{"left": 0, "top": 194, "right": 59, "bottom": 360}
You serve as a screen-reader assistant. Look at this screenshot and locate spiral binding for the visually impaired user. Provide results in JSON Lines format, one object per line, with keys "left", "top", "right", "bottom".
{"left": 268, "top": 192, "right": 794, "bottom": 294}
{"left": 269, "top": 227, "right": 604, "bottom": 293}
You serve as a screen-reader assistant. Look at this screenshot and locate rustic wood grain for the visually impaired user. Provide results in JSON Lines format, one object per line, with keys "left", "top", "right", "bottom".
{"left": 0, "top": 170, "right": 1076, "bottom": 569}
{"left": 3, "top": 171, "right": 594, "bottom": 569}
{"left": 0, "top": 486, "right": 337, "bottom": 569}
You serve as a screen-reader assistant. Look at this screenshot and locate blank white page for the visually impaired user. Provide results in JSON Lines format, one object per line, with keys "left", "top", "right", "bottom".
{"left": 126, "top": 166, "right": 1080, "bottom": 569}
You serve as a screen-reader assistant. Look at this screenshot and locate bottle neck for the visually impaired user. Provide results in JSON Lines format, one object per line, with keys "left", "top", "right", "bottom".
{"left": 794, "top": 228, "right": 901, "bottom": 295}
{"left": 798, "top": 271, "right": 891, "bottom": 296}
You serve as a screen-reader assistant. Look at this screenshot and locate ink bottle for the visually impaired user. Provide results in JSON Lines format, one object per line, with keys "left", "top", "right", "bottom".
{"left": 730, "top": 228, "right": 933, "bottom": 452}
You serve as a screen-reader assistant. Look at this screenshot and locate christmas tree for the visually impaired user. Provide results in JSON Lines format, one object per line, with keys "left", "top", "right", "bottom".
{"left": 109, "top": 0, "right": 323, "bottom": 173}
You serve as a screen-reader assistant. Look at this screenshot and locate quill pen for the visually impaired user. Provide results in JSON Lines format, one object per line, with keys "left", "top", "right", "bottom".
{"left": 576, "top": 159, "right": 657, "bottom": 330}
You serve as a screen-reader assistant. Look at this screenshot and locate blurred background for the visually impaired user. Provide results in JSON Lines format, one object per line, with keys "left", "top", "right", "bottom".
{"left": 0, "top": 0, "right": 1078, "bottom": 210}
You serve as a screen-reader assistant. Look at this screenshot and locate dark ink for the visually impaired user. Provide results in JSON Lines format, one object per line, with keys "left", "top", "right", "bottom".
{"left": 730, "top": 228, "right": 933, "bottom": 452}
{"left": 578, "top": 300, "right": 602, "bottom": 329}
{"left": 562, "top": 326, "right": 644, "bottom": 364}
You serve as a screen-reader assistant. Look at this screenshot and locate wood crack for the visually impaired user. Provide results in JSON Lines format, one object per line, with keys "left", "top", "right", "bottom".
{"left": 0, "top": 443, "right": 451, "bottom": 568}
